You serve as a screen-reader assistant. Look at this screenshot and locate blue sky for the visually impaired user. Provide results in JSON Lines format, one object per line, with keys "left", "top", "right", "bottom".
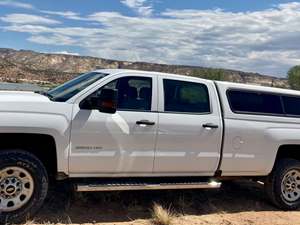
{"left": 0, "top": 0, "right": 300, "bottom": 77}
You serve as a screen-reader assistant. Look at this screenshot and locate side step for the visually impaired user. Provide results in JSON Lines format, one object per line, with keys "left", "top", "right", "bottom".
{"left": 75, "top": 179, "right": 221, "bottom": 192}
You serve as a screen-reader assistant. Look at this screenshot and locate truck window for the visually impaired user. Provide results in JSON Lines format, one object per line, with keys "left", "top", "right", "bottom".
{"left": 117, "top": 77, "right": 152, "bottom": 111}
{"left": 85, "top": 76, "right": 152, "bottom": 111}
{"left": 163, "top": 79, "right": 210, "bottom": 113}
{"left": 48, "top": 72, "right": 108, "bottom": 102}
{"left": 282, "top": 96, "right": 300, "bottom": 116}
{"left": 227, "top": 90, "right": 284, "bottom": 115}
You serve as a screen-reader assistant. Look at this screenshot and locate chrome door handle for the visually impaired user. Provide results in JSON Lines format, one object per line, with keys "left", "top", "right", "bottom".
{"left": 136, "top": 120, "right": 155, "bottom": 126}
{"left": 202, "top": 123, "right": 219, "bottom": 129}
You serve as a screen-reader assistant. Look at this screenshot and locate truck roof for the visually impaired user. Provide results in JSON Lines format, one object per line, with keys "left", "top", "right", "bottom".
{"left": 94, "top": 68, "right": 210, "bottom": 83}
{"left": 215, "top": 80, "right": 300, "bottom": 96}
{"left": 95, "top": 69, "right": 300, "bottom": 97}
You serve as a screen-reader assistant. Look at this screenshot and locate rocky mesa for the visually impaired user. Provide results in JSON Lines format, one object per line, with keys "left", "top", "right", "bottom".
{"left": 0, "top": 48, "right": 289, "bottom": 88}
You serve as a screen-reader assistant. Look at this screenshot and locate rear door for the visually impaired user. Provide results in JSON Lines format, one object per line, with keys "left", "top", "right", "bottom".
{"left": 154, "top": 75, "right": 223, "bottom": 175}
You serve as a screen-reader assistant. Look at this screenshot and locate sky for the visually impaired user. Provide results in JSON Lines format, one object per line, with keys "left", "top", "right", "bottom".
{"left": 0, "top": 0, "right": 300, "bottom": 77}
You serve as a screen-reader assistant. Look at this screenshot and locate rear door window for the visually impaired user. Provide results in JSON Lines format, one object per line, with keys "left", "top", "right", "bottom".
{"left": 163, "top": 79, "right": 210, "bottom": 113}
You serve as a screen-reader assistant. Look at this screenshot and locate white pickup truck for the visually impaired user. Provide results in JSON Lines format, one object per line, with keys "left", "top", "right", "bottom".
{"left": 1, "top": 69, "right": 300, "bottom": 222}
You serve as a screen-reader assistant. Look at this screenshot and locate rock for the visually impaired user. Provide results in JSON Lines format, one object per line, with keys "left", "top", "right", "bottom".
{"left": 0, "top": 48, "right": 289, "bottom": 88}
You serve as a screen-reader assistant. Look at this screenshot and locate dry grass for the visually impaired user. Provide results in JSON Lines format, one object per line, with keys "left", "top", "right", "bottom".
{"left": 21, "top": 219, "right": 58, "bottom": 225}
{"left": 151, "top": 203, "right": 175, "bottom": 225}
{"left": 23, "top": 221, "right": 36, "bottom": 225}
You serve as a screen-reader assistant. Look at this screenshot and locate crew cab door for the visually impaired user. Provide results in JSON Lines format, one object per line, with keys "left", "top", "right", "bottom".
{"left": 154, "top": 76, "right": 223, "bottom": 175}
{"left": 69, "top": 73, "right": 158, "bottom": 175}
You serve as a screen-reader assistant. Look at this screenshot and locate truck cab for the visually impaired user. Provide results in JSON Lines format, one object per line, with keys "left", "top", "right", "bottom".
{"left": 67, "top": 69, "right": 222, "bottom": 177}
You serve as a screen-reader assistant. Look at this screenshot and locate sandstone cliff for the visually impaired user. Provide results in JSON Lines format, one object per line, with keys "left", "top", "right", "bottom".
{"left": 0, "top": 48, "right": 289, "bottom": 88}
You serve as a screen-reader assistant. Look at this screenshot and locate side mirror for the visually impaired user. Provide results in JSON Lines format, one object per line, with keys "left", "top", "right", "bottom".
{"left": 81, "top": 89, "right": 118, "bottom": 114}
{"left": 97, "top": 89, "right": 118, "bottom": 113}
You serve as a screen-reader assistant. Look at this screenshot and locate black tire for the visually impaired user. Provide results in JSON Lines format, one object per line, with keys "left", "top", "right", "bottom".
{"left": 0, "top": 150, "right": 48, "bottom": 224}
{"left": 265, "top": 158, "right": 300, "bottom": 210}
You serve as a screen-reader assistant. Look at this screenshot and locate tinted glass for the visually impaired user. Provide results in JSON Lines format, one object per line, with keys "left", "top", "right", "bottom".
{"left": 117, "top": 77, "right": 152, "bottom": 111}
{"left": 227, "top": 90, "right": 283, "bottom": 115}
{"left": 48, "top": 72, "right": 108, "bottom": 102}
{"left": 282, "top": 96, "right": 300, "bottom": 116}
{"left": 87, "top": 76, "right": 152, "bottom": 111}
{"left": 163, "top": 79, "right": 210, "bottom": 113}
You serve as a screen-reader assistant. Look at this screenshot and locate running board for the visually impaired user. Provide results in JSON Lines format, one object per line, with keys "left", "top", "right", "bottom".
{"left": 76, "top": 180, "right": 221, "bottom": 192}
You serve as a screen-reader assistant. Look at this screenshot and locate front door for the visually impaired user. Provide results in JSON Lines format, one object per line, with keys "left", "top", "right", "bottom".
{"left": 69, "top": 74, "right": 158, "bottom": 175}
{"left": 154, "top": 76, "right": 223, "bottom": 175}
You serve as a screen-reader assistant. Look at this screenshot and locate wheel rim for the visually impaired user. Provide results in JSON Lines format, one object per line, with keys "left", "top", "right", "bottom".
{"left": 0, "top": 167, "right": 34, "bottom": 212}
{"left": 281, "top": 169, "right": 300, "bottom": 202}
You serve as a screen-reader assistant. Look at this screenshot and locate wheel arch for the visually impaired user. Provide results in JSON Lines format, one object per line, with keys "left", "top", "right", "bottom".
{"left": 0, "top": 133, "right": 58, "bottom": 179}
{"left": 270, "top": 145, "right": 300, "bottom": 174}
{"left": 276, "top": 145, "right": 300, "bottom": 162}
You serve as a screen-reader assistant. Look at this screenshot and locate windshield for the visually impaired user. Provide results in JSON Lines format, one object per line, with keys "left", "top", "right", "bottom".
{"left": 47, "top": 72, "right": 108, "bottom": 102}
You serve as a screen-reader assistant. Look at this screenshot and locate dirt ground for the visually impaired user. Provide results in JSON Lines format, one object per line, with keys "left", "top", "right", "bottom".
{"left": 26, "top": 180, "right": 300, "bottom": 225}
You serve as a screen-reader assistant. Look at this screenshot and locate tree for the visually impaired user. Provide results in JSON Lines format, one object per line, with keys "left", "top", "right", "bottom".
{"left": 288, "top": 66, "right": 300, "bottom": 90}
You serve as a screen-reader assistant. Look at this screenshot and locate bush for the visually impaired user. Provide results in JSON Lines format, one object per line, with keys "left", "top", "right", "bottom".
{"left": 288, "top": 66, "right": 300, "bottom": 90}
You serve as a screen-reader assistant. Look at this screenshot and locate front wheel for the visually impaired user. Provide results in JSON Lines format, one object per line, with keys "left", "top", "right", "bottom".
{"left": 265, "top": 158, "right": 300, "bottom": 210}
{"left": 0, "top": 150, "right": 48, "bottom": 223}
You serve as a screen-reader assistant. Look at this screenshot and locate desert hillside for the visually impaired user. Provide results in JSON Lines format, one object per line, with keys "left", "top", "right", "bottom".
{"left": 0, "top": 48, "right": 289, "bottom": 88}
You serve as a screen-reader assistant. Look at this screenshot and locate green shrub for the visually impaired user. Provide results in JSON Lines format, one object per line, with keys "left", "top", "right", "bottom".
{"left": 288, "top": 66, "right": 300, "bottom": 90}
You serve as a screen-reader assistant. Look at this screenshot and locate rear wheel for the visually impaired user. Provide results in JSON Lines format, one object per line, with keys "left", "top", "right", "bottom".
{"left": 0, "top": 150, "right": 48, "bottom": 223}
{"left": 265, "top": 158, "right": 300, "bottom": 210}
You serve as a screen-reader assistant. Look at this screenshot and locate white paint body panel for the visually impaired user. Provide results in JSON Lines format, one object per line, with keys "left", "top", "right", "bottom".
{"left": 0, "top": 91, "right": 72, "bottom": 174}
{"left": 69, "top": 109, "right": 158, "bottom": 174}
{"left": 216, "top": 81, "right": 300, "bottom": 176}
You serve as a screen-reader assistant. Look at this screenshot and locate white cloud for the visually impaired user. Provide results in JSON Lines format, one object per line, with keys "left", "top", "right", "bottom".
{"left": 2, "top": 2, "right": 300, "bottom": 76}
{"left": 4, "top": 24, "right": 101, "bottom": 37}
{"left": 0, "top": 0, "right": 34, "bottom": 9}
{"left": 120, "top": 0, "right": 153, "bottom": 17}
{"left": 40, "top": 10, "right": 84, "bottom": 20}
{"left": 1, "top": 13, "right": 60, "bottom": 25}
{"left": 83, "top": 3, "right": 300, "bottom": 76}
{"left": 28, "top": 34, "right": 77, "bottom": 45}
{"left": 50, "top": 51, "right": 80, "bottom": 56}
